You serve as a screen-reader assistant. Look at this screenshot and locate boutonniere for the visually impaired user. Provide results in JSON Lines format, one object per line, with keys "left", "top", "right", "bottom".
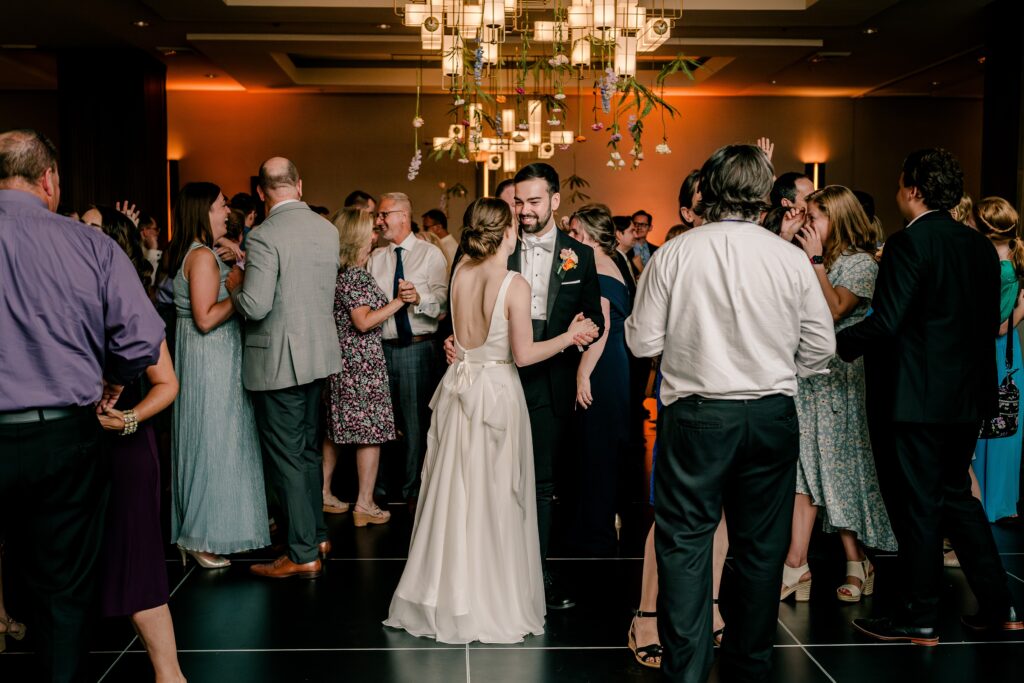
{"left": 557, "top": 248, "right": 578, "bottom": 281}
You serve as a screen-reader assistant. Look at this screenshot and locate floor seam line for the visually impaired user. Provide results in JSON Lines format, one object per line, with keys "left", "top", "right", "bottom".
{"left": 1006, "top": 570, "right": 1024, "bottom": 585}
{"left": 776, "top": 619, "right": 838, "bottom": 683}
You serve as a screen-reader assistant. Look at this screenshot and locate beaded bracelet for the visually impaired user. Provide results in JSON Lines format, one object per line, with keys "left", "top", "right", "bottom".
{"left": 120, "top": 409, "right": 139, "bottom": 436}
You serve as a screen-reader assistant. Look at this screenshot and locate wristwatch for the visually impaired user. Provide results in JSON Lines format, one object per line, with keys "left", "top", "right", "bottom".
{"left": 809, "top": 255, "right": 824, "bottom": 266}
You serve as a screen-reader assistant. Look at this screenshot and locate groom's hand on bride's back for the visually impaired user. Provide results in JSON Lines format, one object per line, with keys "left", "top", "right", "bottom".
{"left": 444, "top": 335, "right": 456, "bottom": 364}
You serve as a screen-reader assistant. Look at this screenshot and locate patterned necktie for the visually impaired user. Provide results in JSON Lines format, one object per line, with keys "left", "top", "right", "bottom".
{"left": 393, "top": 247, "right": 413, "bottom": 345}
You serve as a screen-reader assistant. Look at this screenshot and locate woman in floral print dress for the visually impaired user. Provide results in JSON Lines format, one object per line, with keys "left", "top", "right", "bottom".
{"left": 781, "top": 186, "right": 897, "bottom": 604}
{"left": 322, "top": 208, "right": 405, "bottom": 526}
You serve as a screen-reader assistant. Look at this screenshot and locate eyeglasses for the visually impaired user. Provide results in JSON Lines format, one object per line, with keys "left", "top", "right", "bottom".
{"left": 376, "top": 210, "right": 406, "bottom": 221}
{"left": 632, "top": 222, "right": 650, "bottom": 229}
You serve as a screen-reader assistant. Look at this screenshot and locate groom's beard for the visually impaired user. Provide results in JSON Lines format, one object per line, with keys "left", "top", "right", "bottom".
{"left": 518, "top": 208, "right": 552, "bottom": 235}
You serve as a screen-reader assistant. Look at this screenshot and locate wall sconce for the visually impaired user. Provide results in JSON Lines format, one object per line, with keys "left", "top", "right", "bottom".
{"left": 804, "top": 162, "right": 826, "bottom": 190}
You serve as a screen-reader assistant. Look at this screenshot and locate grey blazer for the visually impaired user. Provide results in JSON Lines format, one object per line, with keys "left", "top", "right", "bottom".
{"left": 231, "top": 201, "right": 342, "bottom": 392}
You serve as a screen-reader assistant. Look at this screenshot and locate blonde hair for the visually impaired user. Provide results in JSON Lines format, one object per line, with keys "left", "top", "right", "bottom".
{"left": 806, "top": 185, "right": 877, "bottom": 270}
{"left": 333, "top": 207, "right": 375, "bottom": 269}
{"left": 950, "top": 193, "right": 974, "bottom": 225}
{"left": 975, "top": 196, "right": 1023, "bottom": 275}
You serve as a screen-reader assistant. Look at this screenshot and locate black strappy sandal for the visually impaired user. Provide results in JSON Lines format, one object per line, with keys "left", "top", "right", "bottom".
{"left": 713, "top": 599, "right": 725, "bottom": 647}
{"left": 627, "top": 609, "right": 663, "bottom": 669}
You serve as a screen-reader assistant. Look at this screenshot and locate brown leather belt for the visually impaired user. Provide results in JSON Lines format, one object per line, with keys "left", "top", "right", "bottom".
{"left": 382, "top": 335, "right": 435, "bottom": 346}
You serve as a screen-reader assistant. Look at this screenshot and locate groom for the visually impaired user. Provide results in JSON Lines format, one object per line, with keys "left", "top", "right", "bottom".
{"left": 510, "top": 163, "right": 604, "bottom": 609}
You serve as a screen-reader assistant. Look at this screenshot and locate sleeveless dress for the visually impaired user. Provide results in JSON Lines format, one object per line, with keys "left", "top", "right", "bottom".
{"left": 171, "top": 242, "right": 270, "bottom": 554}
{"left": 384, "top": 271, "right": 545, "bottom": 644}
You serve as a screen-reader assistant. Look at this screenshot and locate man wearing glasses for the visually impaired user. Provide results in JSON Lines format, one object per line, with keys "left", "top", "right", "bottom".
{"left": 367, "top": 192, "right": 448, "bottom": 512}
{"left": 630, "top": 210, "right": 658, "bottom": 267}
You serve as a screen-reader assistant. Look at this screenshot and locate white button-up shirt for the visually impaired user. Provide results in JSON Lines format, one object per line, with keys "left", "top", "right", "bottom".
{"left": 367, "top": 233, "right": 449, "bottom": 340}
{"left": 520, "top": 226, "right": 557, "bottom": 320}
{"left": 625, "top": 220, "right": 835, "bottom": 403}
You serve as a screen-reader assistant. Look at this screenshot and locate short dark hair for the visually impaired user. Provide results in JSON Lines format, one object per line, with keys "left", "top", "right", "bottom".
{"left": 901, "top": 148, "right": 963, "bottom": 211}
{"left": 677, "top": 170, "right": 701, "bottom": 228}
{"left": 696, "top": 144, "right": 774, "bottom": 223}
{"left": 631, "top": 210, "right": 652, "bottom": 225}
{"left": 422, "top": 208, "right": 448, "bottom": 231}
{"left": 852, "top": 190, "right": 876, "bottom": 221}
{"left": 230, "top": 192, "right": 257, "bottom": 214}
{"left": 612, "top": 215, "right": 632, "bottom": 234}
{"left": 0, "top": 128, "right": 59, "bottom": 183}
{"left": 258, "top": 158, "right": 299, "bottom": 192}
{"left": 513, "top": 162, "right": 559, "bottom": 195}
{"left": 770, "top": 171, "right": 811, "bottom": 208}
{"left": 344, "top": 190, "right": 375, "bottom": 208}
{"left": 308, "top": 205, "right": 330, "bottom": 216}
{"left": 494, "top": 178, "right": 516, "bottom": 198}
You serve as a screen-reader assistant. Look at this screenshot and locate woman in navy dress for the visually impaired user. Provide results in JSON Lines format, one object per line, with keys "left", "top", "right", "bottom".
{"left": 566, "top": 205, "right": 632, "bottom": 557}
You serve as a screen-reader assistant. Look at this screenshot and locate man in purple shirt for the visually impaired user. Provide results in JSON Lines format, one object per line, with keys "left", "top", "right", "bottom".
{"left": 0, "top": 129, "right": 164, "bottom": 682}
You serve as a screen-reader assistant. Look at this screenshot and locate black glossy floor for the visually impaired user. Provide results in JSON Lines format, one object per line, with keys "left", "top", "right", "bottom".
{"left": 3, "top": 410, "right": 1024, "bottom": 682}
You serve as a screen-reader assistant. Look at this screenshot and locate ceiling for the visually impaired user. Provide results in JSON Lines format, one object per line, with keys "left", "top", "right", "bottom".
{"left": 0, "top": 0, "right": 994, "bottom": 97}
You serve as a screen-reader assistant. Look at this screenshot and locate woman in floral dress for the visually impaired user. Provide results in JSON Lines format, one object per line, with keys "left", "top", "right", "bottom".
{"left": 782, "top": 185, "right": 897, "bottom": 604}
{"left": 322, "top": 208, "right": 404, "bottom": 526}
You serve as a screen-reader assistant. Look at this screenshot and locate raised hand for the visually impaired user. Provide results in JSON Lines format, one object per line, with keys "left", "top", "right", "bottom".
{"left": 779, "top": 207, "right": 805, "bottom": 242}
{"left": 115, "top": 200, "right": 140, "bottom": 226}
{"left": 794, "top": 222, "right": 824, "bottom": 261}
{"left": 756, "top": 137, "right": 775, "bottom": 162}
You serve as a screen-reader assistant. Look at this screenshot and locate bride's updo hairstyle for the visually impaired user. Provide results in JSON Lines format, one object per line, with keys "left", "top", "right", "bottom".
{"left": 460, "top": 197, "right": 513, "bottom": 260}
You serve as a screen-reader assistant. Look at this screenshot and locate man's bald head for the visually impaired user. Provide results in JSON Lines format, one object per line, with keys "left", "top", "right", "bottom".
{"left": 0, "top": 128, "right": 61, "bottom": 211}
{"left": 257, "top": 156, "right": 302, "bottom": 206}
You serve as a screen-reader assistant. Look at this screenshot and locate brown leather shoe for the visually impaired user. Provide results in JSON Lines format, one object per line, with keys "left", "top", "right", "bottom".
{"left": 318, "top": 540, "right": 332, "bottom": 558}
{"left": 250, "top": 555, "right": 322, "bottom": 580}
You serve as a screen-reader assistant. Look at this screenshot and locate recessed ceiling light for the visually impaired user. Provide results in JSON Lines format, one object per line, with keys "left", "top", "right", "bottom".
{"left": 132, "top": 20, "right": 150, "bottom": 28}
{"left": 378, "top": 23, "right": 391, "bottom": 30}
{"left": 204, "top": 73, "right": 219, "bottom": 79}
{"left": 977, "top": 55, "right": 987, "bottom": 64}
{"left": 931, "top": 80, "right": 941, "bottom": 86}
{"left": 770, "top": 80, "right": 777, "bottom": 84}
{"left": 863, "top": 27, "right": 878, "bottom": 35}
{"left": 161, "top": 49, "right": 178, "bottom": 57}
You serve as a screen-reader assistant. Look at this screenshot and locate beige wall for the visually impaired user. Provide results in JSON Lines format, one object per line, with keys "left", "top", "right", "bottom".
{"left": 167, "top": 91, "right": 982, "bottom": 243}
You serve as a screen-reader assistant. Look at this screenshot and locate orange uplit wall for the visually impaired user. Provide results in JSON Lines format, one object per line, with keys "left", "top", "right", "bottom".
{"left": 165, "top": 91, "right": 982, "bottom": 242}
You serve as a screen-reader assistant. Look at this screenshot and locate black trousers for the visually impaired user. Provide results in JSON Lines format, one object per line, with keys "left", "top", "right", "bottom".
{"left": 526, "top": 401, "right": 564, "bottom": 565}
{"left": 655, "top": 395, "right": 798, "bottom": 683}
{"left": 0, "top": 409, "right": 108, "bottom": 683}
{"left": 251, "top": 381, "right": 327, "bottom": 565}
{"left": 869, "top": 420, "right": 1014, "bottom": 626}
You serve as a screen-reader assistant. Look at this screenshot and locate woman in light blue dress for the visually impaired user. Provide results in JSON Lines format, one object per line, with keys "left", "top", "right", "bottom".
{"left": 169, "top": 182, "right": 270, "bottom": 567}
{"left": 973, "top": 196, "right": 1024, "bottom": 523}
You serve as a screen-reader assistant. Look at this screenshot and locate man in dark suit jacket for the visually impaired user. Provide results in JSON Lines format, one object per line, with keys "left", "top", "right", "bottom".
{"left": 837, "top": 148, "right": 1021, "bottom": 644}
{"left": 510, "top": 163, "right": 604, "bottom": 610}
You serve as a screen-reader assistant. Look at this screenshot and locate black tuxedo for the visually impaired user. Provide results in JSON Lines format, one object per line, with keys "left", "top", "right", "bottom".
{"left": 837, "top": 210, "right": 1014, "bottom": 627}
{"left": 508, "top": 228, "right": 604, "bottom": 563}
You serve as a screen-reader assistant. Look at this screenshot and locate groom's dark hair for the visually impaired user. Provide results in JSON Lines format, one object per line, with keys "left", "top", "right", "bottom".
{"left": 514, "top": 163, "right": 559, "bottom": 196}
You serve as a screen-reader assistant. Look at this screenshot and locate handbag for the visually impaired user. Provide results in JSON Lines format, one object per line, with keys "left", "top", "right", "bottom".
{"left": 979, "top": 306, "right": 1019, "bottom": 439}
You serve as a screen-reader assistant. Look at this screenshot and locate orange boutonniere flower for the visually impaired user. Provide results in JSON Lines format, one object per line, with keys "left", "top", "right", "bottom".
{"left": 558, "top": 248, "right": 578, "bottom": 280}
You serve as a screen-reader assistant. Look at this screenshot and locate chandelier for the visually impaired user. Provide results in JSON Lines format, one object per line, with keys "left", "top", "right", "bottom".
{"left": 396, "top": 1, "right": 687, "bottom": 175}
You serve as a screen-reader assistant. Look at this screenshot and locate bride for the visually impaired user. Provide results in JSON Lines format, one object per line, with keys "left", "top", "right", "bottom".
{"left": 384, "top": 197, "right": 598, "bottom": 644}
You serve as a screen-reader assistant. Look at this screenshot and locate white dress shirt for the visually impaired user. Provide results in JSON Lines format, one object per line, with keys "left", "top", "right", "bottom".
{"left": 625, "top": 220, "right": 835, "bottom": 403}
{"left": 439, "top": 233, "right": 459, "bottom": 271}
{"left": 520, "top": 227, "right": 557, "bottom": 320}
{"left": 367, "top": 232, "right": 448, "bottom": 340}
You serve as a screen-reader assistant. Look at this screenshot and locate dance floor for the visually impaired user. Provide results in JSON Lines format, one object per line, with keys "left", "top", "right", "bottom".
{"left": 3, "top": 409, "right": 1024, "bottom": 682}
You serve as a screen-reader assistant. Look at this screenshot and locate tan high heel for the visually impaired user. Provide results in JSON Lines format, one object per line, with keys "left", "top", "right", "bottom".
{"left": 178, "top": 545, "right": 231, "bottom": 569}
{"left": 781, "top": 563, "right": 812, "bottom": 602}
{"left": 837, "top": 559, "right": 874, "bottom": 603}
{"left": 627, "top": 610, "right": 662, "bottom": 669}
{"left": 353, "top": 504, "right": 391, "bottom": 527}
{"left": 0, "top": 615, "right": 27, "bottom": 653}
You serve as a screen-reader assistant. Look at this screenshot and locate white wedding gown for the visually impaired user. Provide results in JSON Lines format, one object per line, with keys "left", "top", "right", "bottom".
{"left": 384, "top": 271, "right": 545, "bottom": 644}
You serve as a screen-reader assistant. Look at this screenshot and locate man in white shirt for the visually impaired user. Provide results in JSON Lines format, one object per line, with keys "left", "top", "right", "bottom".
{"left": 368, "top": 192, "right": 448, "bottom": 508}
{"left": 422, "top": 208, "right": 458, "bottom": 272}
{"left": 625, "top": 144, "right": 835, "bottom": 683}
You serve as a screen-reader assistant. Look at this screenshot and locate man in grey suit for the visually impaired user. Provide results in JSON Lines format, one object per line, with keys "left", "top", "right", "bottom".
{"left": 226, "top": 157, "right": 342, "bottom": 579}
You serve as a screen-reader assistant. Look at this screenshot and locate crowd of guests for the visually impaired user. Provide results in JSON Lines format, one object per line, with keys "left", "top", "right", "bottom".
{"left": 2, "top": 123, "right": 1023, "bottom": 683}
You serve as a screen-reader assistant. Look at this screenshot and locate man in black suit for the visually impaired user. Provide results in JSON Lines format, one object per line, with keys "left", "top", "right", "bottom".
{"left": 837, "top": 148, "right": 1022, "bottom": 644}
{"left": 510, "top": 163, "right": 604, "bottom": 610}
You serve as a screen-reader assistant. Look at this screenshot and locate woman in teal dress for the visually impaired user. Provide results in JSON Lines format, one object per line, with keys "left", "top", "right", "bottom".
{"left": 973, "top": 196, "right": 1024, "bottom": 523}
{"left": 169, "top": 182, "right": 270, "bottom": 567}
{"left": 784, "top": 185, "right": 897, "bottom": 605}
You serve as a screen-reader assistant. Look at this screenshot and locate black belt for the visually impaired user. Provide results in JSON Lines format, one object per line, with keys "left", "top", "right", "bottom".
{"left": 0, "top": 407, "right": 84, "bottom": 425}
{"left": 382, "top": 335, "right": 435, "bottom": 346}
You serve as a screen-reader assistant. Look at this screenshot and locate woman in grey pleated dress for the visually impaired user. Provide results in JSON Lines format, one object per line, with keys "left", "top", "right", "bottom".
{"left": 782, "top": 185, "right": 896, "bottom": 604}
{"left": 169, "top": 182, "right": 269, "bottom": 568}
